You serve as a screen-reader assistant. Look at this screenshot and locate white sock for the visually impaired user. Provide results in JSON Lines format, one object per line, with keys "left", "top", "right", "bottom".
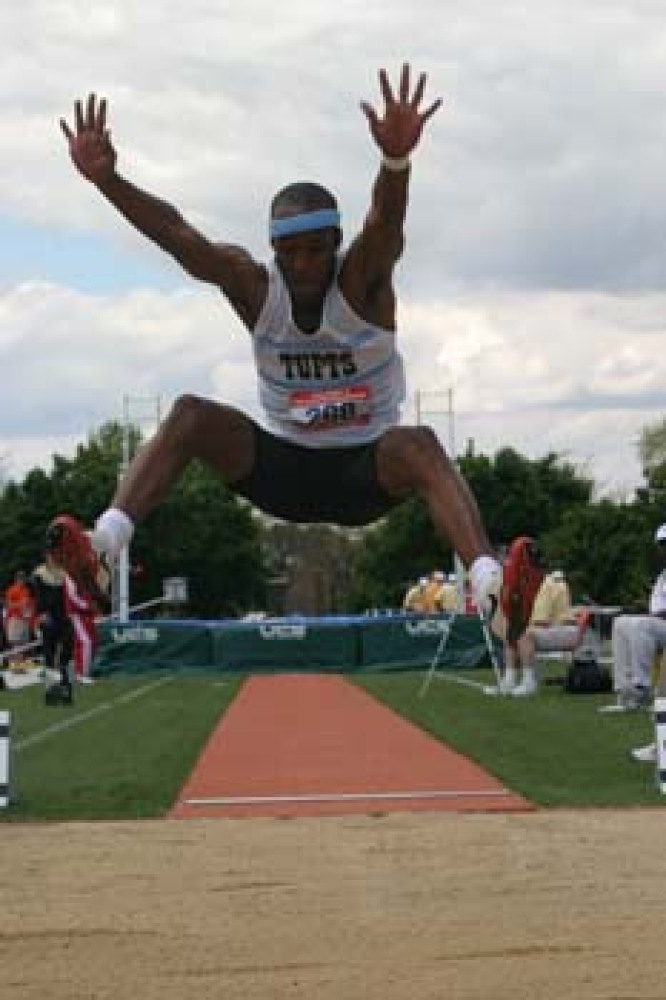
{"left": 521, "top": 666, "right": 537, "bottom": 688}
{"left": 469, "top": 555, "right": 502, "bottom": 594}
{"left": 94, "top": 508, "right": 135, "bottom": 559}
{"left": 502, "top": 666, "right": 517, "bottom": 688}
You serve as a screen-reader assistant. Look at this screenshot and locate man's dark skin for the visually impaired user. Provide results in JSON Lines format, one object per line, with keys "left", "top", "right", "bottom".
{"left": 59, "top": 64, "right": 496, "bottom": 571}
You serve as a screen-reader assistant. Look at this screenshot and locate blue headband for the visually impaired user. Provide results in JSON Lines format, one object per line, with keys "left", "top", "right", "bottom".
{"left": 270, "top": 208, "right": 341, "bottom": 239}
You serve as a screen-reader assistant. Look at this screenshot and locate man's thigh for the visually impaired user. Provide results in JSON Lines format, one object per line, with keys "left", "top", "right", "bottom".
{"left": 612, "top": 614, "right": 650, "bottom": 642}
{"left": 646, "top": 617, "right": 666, "bottom": 646}
{"left": 531, "top": 624, "right": 579, "bottom": 652}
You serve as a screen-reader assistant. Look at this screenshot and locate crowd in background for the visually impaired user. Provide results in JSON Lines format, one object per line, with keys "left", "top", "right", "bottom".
{"left": 402, "top": 569, "right": 475, "bottom": 615}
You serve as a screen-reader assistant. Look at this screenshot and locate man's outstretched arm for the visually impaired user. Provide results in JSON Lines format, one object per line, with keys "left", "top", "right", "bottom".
{"left": 353, "top": 63, "right": 442, "bottom": 274}
{"left": 60, "top": 94, "right": 265, "bottom": 325}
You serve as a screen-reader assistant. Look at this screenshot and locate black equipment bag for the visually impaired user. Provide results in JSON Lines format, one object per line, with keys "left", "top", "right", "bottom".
{"left": 564, "top": 649, "right": 612, "bottom": 694}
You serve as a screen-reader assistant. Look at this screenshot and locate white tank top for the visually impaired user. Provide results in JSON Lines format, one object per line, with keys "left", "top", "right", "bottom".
{"left": 251, "top": 257, "right": 406, "bottom": 447}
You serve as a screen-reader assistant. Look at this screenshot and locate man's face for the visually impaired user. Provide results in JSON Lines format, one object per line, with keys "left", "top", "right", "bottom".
{"left": 271, "top": 228, "right": 339, "bottom": 307}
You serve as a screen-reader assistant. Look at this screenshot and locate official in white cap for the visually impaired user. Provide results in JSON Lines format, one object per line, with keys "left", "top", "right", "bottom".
{"left": 606, "top": 526, "right": 666, "bottom": 753}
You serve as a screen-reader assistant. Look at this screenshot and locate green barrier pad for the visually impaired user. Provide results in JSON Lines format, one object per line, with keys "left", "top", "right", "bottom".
{"left": 92, "top": 614, "right": 496, "bottom": 676}
{"left": 210, "top": 619, "right": 359, "bottom": 672}
{"left": 359, "top": 614, "right": 496, "bottom": 670}
{"left": 94, "top": 621, "right": 213, "bottom": 675}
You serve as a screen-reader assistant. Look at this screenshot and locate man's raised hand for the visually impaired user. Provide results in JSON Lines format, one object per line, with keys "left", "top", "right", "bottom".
{"left": 360, "top": 63, "right": 442, "bottom": 159}
{"left": 60, "top": 93, "right": 117, "bottom": 184}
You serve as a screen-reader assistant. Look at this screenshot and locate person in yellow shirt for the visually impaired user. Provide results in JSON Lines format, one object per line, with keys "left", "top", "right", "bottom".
{"left": 438, "top": 572, "right": 459, "bottom": 613}
{"left": 421, "top": 571, "right": 444, "bottom": 613}
{"left": 501, "top": 569, "right": 587, "bottom": 697}
{"left": 403, "top": 577, "right": 429, "bottom": 613}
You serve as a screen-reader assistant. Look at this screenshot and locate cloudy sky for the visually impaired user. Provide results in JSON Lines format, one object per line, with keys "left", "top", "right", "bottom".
{"left": 2, "top": 0, "right": 665, "bottom": 498}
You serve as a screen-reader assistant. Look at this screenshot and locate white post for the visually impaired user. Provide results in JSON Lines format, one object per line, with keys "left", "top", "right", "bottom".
{"left": 0, "top": 710, "right": 10, "bottom": 808}
{"left": 654, "top": 696, "right": 666, "bottom": 793}
{"left": 117, "top": 395, "right": 131, "bottom": 623}
{"left": 118, "top": 546, "right": 130, "bottom": 623}
{"left": 448, "top": 387, "right": 466, "bottom": 612}
{"left": 115, "top": 393, "right": 163, "bottom": 623}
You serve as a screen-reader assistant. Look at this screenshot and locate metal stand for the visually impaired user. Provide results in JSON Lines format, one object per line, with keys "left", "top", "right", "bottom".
{"left": 419, "top": 611, "right": 502, "bottom": 698}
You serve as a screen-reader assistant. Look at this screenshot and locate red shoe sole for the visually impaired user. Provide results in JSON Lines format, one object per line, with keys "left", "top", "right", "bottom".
{"left": 48, "top": 515, "right": 99, "bottom": 581}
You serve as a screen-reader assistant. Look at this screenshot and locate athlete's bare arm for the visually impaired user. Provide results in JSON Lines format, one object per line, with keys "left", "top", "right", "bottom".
{"left": 59, "top": 93, "right": 267, "bottom": 330}
{"left": 341, "top": 63, "right": 442, "bottom": 328}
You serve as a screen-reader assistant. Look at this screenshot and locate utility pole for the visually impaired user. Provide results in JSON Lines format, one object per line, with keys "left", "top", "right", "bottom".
{"left": 114, "top": 394, "right": 162, "bottom": 622}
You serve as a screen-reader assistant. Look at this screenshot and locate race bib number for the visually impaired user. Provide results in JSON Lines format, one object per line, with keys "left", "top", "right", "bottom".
{"left": 289, "top": 386, "right": 372, "bottom": 431}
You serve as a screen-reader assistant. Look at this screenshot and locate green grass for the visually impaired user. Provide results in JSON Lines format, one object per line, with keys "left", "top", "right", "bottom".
{"left": 355, "top": 663, "right": 664, "bottom": 807}
{"left": 1, "top": 673, "right": 243, "bottom": 821}
{"left": 0, "top": 661, "right": 663, "bottom": 822}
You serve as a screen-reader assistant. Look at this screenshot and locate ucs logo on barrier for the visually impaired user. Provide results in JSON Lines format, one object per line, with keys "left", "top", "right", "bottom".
{"left": 111, "top": 627, "right": 159, "bottom": 644}
{"left": 405, "top": 619, "right": 452, "bottom": 637}
{"left": 259, "top": 624, "right": 307, "bottom": 640}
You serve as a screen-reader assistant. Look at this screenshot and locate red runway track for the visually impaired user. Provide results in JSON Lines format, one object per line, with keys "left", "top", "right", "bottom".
{"left": 170, "top": 674, "right": 533, "bottom": 819}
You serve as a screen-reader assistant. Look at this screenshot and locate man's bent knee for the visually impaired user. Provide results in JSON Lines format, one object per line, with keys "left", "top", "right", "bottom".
{"left": 378, "top": 425, "right": 452, "bottom": 494}
{"left": 168, "top": 393, "right": 207, "bottom": 428}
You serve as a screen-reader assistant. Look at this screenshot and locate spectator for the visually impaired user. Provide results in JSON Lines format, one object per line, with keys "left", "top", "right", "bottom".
{"left": 439, "top": 572, "right": 460, "bottom": 613}
{"left": 64, "top": 558, "right": 110, "bottom": 685}
{"left": 603, "top": 525, "right": 666, "bottom": 754}
{"left": 421, "top": 570, "right": 458, "bottom": 613}
{"left": 3, "top": 570, "right": 35, "bottom": 662}
{"left": 497, "top": 568, "right": 588, "bottom": 697}
{"left": 421, "top": 571, "right": 445, "bottom": 613}
{"left": 403, "top": 577, "right": 429, "bottom": 613}
{"left": 30, "top": 551, "right": 73, "bottom": 691}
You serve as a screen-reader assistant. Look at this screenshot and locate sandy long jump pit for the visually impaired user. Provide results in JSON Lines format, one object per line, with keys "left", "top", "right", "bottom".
{"left": 3, "top": 674, "right": 666, "bottom": 997}
{"left": 3, "top": 810, "right": 666, "bottom": 999}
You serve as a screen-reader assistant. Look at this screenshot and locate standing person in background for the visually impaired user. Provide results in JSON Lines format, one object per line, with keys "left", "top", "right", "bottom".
{"left": 3, "top": 571, "right": 35, "bottom": 663}
{"left": 62, "top": 556, "right": 110, "bottom": 685}
{"left": 48, "top": 63, "right": 504, "bottom": 640}
{"left": 30, "top": 551, "right": 73, "bottom": 692}
{"left": 64, "top": 575, "right": 97, "bottom": 684}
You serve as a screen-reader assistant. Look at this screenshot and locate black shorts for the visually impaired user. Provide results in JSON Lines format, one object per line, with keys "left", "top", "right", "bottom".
{"left": 233, "top": 423, "right": 403, "bottom": 526}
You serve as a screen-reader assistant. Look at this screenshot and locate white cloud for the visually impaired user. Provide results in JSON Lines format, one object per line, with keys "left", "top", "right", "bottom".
{"left": 0, "top": 0, "right": 664, "bottom": 501}
{"left": 0, "top": 278, "right": 661, "bottom": 499}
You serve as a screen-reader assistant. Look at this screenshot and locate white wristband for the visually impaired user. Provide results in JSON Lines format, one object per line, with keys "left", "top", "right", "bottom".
{"left": 381, "top": 154, "right": 411, "bottom": 172}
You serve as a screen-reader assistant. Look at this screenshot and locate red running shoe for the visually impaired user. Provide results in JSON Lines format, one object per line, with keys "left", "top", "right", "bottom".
{"left": 45, "top": 515, "right": 111, "bottom": 613}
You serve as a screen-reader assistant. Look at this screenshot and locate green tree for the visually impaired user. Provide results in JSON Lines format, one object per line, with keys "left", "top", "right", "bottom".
{"left": 0, "top": 472, "right": 58, "bottom": 581}
{"left": 0, "top": 422, "right": 266, "bottom": 617}
{"left": 460, "top": 447, "right": 593, "bottom": 543}
{"left": 133, "top": 461, "right": 266, "bottom": 618}
{"left": 543, "top": 501, "right": 659, "bottom": 606}
{"left": 0, "top": 422, "right": 132, "bottom": 587}
{"left": 348, "top": 447, "right": 595, "bottom": 611}
{"left": 348, "top": 497, "right": 452, "bottom": 610}
{"left": 639, "top": 416, "right": 666, "bottom": 492}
